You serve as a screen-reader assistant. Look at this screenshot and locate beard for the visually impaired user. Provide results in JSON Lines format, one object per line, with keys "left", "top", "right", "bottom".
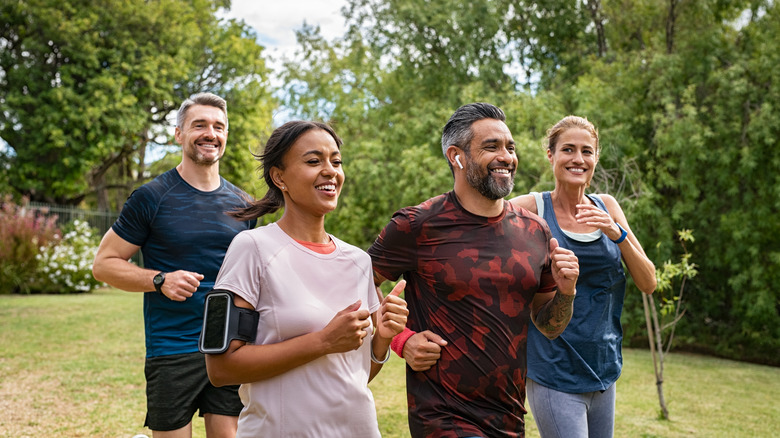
{"left": 465, "top": 159, "right": 515, "bottom": 200}
{"left": 185, "top": 143, "right": 223, "bottom": 166}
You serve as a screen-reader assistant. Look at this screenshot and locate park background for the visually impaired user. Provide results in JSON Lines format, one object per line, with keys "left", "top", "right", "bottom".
{"left": 1, "top": 0, "right": 779, "bottom": 436}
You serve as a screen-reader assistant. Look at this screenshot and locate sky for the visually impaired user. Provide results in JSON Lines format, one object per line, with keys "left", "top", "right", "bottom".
{"left": 220, "top": 0, "right": 352, "bottom": 124}
{"left": 222, "top": 0, "right": 350, "bottom": 66}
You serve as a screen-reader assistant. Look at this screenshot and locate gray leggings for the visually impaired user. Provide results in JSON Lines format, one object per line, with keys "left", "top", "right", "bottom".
{"left": 526, "top": 378, "right": 616, "bottom": 438}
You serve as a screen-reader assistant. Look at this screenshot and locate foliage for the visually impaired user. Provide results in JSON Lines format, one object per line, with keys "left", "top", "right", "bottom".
{"left": 0, "top": 197, "right": 103, "bottom": 294}
{"left": 278, "top": 0, "right": 780, "bottom": 363}
{"left": 643, "top": 229, "right": 698, "bottom": 420}
{"left": 33, "top": 219, "right": 104, "bottom": 294}
{"left": 0, "top": 0, "right": 778, "bottom": 360}
{"left": 0, "top": 0, "right": 275, "bottom": 209}
{"left": 604, "top": 0, "right": 780, "bottom": 363}
{"left": 655, "top": 230, "right": 697, "bottom": 319}
{"left": 0, "top": 196, "right": 60, "bottom": 294}
{"left": 282, "top": 0, "right": 560, "bottom": 248}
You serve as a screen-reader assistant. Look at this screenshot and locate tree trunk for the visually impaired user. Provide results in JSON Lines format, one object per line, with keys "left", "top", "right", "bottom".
{"left": 666, "top": 0, "right": 679, "bottom": 54}
{"left": 643, "top": 293, "right": 670, "bottom": 420}
{"left": 586, "top": 0, "right": 608, "bottom": 57}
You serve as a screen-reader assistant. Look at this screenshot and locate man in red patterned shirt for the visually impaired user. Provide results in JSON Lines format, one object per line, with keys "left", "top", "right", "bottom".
{"left": 368, "top": 103, "right": 579, "bottom": 438}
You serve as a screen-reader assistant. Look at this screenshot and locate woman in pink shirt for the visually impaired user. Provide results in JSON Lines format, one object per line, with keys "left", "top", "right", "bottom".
{"left": 206, "top": 121, "right": 408, "bottom": 437}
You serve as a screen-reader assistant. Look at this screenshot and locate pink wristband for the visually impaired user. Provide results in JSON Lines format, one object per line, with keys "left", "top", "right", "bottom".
{"left": 391, "top": 327, "right": 416, "bottom": 357}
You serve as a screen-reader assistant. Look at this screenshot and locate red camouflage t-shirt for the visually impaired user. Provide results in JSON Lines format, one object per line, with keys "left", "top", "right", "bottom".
{"left": 368, "top": 191, "right": 556, "bottom": 438}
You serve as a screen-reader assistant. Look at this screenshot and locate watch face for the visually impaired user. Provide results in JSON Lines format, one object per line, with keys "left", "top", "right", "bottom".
{"left": 154, "top": 272, "right": 164, "bottom": 286}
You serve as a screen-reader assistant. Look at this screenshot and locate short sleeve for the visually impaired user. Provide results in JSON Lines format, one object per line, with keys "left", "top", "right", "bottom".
{"left": 214, "top": 231, "right": 264, "bottom": 308}
{"left": 112, "top": 187, "right": 156, "bottom": 246}
{"left": 367, "top": 210, "right": 419, "bottom": 282}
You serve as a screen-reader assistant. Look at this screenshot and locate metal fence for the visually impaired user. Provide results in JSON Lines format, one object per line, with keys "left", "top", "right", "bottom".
{"left": 27, "top": 202, "right": 143, "bottom": 266}
{"left": 28, "top": 202, "right": 118, "bottom": 236}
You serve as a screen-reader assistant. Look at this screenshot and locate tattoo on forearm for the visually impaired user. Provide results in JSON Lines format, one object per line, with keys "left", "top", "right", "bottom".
{"left": 533, "top": 291, "right": 575, "bottom": 337}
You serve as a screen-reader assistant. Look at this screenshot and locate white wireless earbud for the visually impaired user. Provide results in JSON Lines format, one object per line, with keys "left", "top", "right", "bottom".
{"left": 455, "top": 155, "right": 464, "bottom": 169}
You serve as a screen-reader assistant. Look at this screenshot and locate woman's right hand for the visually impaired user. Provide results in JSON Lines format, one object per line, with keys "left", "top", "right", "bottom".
{"left": 320, "top": 300, "right": 371, "bottom": 354}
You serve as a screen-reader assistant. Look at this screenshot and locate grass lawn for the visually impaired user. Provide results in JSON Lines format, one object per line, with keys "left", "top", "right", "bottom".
{"left": 1, "top": 288, "right": 778, "bottom": 437}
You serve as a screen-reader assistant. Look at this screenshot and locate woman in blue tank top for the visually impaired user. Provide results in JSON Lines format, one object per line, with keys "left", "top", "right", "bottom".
{"left": 510, "top": 116, "right": 656, "bottom": 438}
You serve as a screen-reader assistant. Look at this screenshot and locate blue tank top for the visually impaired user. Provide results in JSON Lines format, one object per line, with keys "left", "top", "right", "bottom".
{"left": 526, "top": 192, "right": 626, "bottom": 392}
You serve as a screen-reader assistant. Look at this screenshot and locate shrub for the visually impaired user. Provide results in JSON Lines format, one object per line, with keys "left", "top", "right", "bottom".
{"left": 34, "top": 219, "right": 104, "bottom": 293}
{"left": 0, "top": 196, "right": 60, "bottom": 294}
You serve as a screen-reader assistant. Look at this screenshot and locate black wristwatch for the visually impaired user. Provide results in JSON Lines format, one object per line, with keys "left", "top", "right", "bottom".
{"left": 153, "top": 272, "right": 166, "bottom": 293}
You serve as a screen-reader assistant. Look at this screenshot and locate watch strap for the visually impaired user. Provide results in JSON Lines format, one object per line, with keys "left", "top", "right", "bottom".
{"left": 153, "top": 272, "right": 165, "bottom": 293}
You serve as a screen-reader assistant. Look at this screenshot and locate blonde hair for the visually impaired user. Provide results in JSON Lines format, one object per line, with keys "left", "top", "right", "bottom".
{"left": 545, "top": 115, "right": 599, "bottom": 154}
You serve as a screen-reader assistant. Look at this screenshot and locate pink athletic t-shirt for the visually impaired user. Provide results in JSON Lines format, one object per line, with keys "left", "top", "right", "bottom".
{"left": 215, "top": 222, "right": 381, "bottom": 437}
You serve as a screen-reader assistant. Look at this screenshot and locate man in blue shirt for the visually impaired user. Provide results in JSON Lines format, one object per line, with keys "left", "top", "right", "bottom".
{"left": 93, "top": 93, "right": 256, "bottom": 437}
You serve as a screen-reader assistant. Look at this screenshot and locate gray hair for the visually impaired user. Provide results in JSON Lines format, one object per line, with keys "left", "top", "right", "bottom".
{"left": 441, "top": 102, "right": 506, "bottom": 156}
{"left": 176, "top": 92, "right": 228, "bottom": 129}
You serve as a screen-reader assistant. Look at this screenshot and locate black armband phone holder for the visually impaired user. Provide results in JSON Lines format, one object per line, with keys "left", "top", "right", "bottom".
{"left": 198, "top": 289, "right": 259, "bottom": 354}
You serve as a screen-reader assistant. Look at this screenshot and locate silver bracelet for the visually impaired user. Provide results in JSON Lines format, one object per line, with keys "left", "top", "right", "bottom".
{"left": 370, "top": 345, "right": 391, "bottom": 364}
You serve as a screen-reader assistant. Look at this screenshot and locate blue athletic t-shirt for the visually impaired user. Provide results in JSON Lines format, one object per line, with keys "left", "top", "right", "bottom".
{"left": 112, "top": 168, "right": 256, "bottom": 358}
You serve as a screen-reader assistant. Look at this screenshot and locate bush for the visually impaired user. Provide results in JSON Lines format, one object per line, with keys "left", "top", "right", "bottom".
{"left": 34, "top": 219, "right": 104, "bottom": 293}
{"left": 0, "top": 196, "right": 60, "bottom": 294}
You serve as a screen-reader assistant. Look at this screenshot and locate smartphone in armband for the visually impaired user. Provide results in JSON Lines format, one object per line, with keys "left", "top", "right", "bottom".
{"left": 199, "top": 289, "right": 259, "bottom": 354}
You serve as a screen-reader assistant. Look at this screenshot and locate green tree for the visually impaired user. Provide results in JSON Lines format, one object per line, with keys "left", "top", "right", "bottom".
{"left": 283, "top": 0, "right": 561, "bottom": 247}
{"left": 280, "top": 0, "right": 780, "bottom": 363}
{"left": 627, "top": 0, "right": 780, "bottom": 361}
{"left": 0, "top": 0, "right": 275, "bottom": 209}
{"left": 644, "top": 229, "right": 698, "bottom": 420}
{"left": 539, "top": 0, "right": 780, "bottom": 362}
